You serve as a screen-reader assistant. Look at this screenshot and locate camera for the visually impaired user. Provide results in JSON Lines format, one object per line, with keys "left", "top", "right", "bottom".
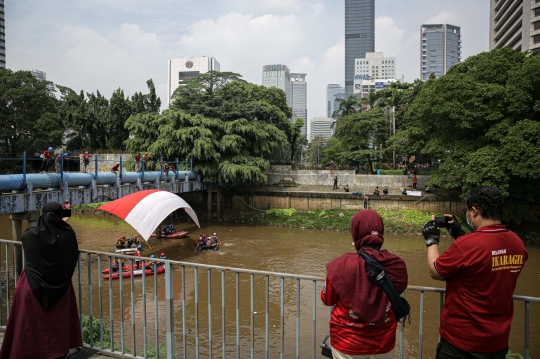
{"left": 434, "top": 216, "right": 450, "bottom": 229}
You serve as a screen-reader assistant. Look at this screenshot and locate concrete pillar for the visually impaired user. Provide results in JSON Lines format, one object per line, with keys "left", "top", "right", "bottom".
{"left": 207, "top": 190, "right": 213, "bottom": 219}
{"left": 27, "top": 210, "right": 39, "bottom": 228}
{"left": 217, "top": 188, "right": 222, "bottom": 221}
{"left": 9, "top": 215, "right": 22, "bottom": 241}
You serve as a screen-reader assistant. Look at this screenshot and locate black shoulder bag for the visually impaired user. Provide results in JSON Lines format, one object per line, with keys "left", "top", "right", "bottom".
{"left": 358, "top": 251, "right": 410, "bottom": 323}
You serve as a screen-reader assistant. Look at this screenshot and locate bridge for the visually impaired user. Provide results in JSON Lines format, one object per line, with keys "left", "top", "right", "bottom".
{"left": 0, "top": 154, "right": 220, "bottom": 240}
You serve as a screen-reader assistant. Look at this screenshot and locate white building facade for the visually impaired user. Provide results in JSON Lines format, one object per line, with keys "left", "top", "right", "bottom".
{"left": 291, "top": 73, "right": 307, "bottom": 134}
{"left": 309, "top": 117, "right": 332, "bottom": 142}
{"left": 167, "top": 56, "right": 220, "bottom": 105}
{"left": 262, "top": 64, "right": 291, "bottom": 106}
{"left": 353, "top": 52, "right": 396, "bottom": 97}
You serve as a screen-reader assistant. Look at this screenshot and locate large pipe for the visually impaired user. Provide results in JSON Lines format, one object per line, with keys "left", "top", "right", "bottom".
{"left": 0, "top": 171, "right": 197, "bottom": 192}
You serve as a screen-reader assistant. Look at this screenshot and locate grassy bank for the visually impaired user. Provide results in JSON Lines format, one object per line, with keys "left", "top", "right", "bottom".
{"left": 220, "top": 208, "right": 452, "bottom": 236}
{"left": 73, "top": 203, "right": 539, "bottom": 243}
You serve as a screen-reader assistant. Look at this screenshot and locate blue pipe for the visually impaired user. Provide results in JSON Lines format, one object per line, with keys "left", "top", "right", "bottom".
{"left": 0, "top": 170, "right": 197, "bottom": 192}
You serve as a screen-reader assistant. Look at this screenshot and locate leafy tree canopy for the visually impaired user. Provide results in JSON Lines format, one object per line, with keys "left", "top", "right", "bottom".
{"left": 0, "top": 69, "right": 63, "bottom": 159}
{"left": 398, "top": 48, "right": 540, "bottom": 212}
{"left": 126, "top": 72, "right": 292, "bottom": 185}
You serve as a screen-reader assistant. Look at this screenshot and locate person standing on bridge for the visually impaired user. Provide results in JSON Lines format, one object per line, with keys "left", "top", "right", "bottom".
{"left": 422, "top": 186, "right": 528, "bottom": 359}
{"left": 321, "top": 210, "right": 408, "bottom": 359}
{"left": 333, "top": 176, "right": 338, "bottom": 190}
{"left": 0, "top": 202, "right": 82, "bottom": 359}
{"left": 81, "top": 151, "right": 91, "bottom": 173}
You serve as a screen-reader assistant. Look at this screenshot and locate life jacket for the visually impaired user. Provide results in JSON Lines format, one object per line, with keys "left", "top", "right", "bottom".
{"left": 134, "top": 154, "right": 141, "bottom": 161}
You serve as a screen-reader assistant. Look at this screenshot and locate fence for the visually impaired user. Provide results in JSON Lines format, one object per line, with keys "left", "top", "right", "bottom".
{"left": 0, "top": 239, "right": 538, "bottom": 359}
{"left": 0, "top": 152, "right": 192, "bottom": 176}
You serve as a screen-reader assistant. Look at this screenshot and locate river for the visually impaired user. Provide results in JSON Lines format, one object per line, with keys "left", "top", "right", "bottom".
{"left": 0, "top": 213, "right": 539, "bottom": 358}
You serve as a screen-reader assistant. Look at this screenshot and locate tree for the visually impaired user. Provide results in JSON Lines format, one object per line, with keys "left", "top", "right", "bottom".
{"left": 360, "top": 88, "right": 381, "bottom": 110}
{"left": 0, "top": 70, "right": 63, "bottom": 159}
{"left": 331, "top": 94, "right": 360, "bottom": 130}
{"left": 107, "top": 89, "right": 132, "bottom": 150}
{"left": 306, "top": 135, "right": 328, "bottom": 165}
{"left": 286, "top": 118, "right": 304, "bottom": 162}
{"left": 398, "top": 48, "right": 540, "bottom": 223}
{"left": 127, "top": 72, "right": 291, "bottom": 185}
{"left": 325, "top": 108, "right": 389, "bottom": 173}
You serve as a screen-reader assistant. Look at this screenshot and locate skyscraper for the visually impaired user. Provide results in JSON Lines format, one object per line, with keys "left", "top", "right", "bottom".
{"left": 167, "top": 56, "right": 220, "bottom": 106}
{"left": 354, "top": 52, "right": 396, "bottom": 97}
{"left": 345, "top": 0, "right": 375, "bottom": 95}
{"left": 0, "top": 0, "right": 5, "bottom": 69}
{"left": 326, "top": 84, "right": 345, "bottom": 118}
{"left": 309, "top": 117, "right": 333, "bottom": 142}
{"left": 262, "top": 64, "right": 291, "bottom": 106}
{"left": 490, "top": 0, "right": 540, "bottom": 53}
{"left": 291, "top": 73, "right": 307, "bottom": 134}
{"left": 421, "top": 24, "right": 461, "bottom": 80}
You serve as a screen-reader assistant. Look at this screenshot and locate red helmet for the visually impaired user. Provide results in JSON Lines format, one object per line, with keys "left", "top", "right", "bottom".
{"left": 160, "top": 253, "right": 165, "bottom": 257}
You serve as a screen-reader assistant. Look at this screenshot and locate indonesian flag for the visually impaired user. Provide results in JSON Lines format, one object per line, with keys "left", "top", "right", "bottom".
{"left": 97, "top": 189, "right": 200, "bottom": 241}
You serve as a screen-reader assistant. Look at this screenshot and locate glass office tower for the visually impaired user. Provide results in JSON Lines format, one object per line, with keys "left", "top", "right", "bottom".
{"left": 421, "top": 24, "right": 461, "bottom": 80}
{"left": 345, "top": 0, "right": 375, "bottom": 95}
{"left": 0, "top": 0, "right": 5, "bottom": 69}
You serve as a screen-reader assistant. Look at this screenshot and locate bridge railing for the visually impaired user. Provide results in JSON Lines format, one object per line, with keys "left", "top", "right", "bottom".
{"left": 0, "top": 239, "right": 538, "bottom": 359}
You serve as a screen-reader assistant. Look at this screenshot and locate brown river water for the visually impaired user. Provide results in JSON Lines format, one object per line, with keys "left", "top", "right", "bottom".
{"left": 0, "top": 213, "right": 539, "bottom": 358}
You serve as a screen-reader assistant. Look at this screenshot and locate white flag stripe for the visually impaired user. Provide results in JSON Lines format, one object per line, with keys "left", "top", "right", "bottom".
{"left": 124, "top": 191, "right": 200, "bottom": 241}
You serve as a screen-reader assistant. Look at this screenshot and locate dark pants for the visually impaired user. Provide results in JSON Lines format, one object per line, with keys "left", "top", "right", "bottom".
{"left": 363, "top": 201, "right": 368, "bottom": 209}
{"left": 413, "top": 182, "right": 417, "bottom": 190}
{"left": 436, "top": 338, "right": 508, "bottom": 359}
{"left": 333, "top": 181, "right": 338, "bottom": 189}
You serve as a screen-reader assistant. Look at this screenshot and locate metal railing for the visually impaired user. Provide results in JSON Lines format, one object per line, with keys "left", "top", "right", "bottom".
{"left": 0, "top": 238, "right": 538, "bottom": 359}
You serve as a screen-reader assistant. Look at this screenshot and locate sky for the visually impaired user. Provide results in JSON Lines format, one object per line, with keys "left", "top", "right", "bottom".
{"left": 5, "top": 0, "right": 489, "bottom": 120}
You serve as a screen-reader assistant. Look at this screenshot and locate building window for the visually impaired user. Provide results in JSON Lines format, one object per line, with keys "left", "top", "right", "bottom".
{"left": 535, "top": 21, "right": 540, "bottom": 31}
{"left": 534, "top": 34, "right": 540, "bottom": 44}
{"left": 536, "top": 7, "right": 540, "bottom": 16}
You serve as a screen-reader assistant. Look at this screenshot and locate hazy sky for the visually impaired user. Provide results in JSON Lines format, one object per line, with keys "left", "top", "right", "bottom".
{"left": 5, "top": 0, "right": 489, "bottom": 119}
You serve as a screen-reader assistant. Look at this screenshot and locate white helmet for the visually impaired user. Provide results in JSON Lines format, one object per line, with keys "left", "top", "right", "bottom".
{"left": 213, "top": 233, "right": 216, "bottom": 236}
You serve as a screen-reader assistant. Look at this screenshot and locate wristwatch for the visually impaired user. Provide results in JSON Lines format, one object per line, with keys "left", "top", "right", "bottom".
{"left": 425, "top": 238, "right": 439, "bottom": 247}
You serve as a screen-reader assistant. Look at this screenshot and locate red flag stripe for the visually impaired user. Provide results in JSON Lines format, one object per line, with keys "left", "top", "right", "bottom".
{"left": 96, "top": 189, "right": 161, "bottom": 219}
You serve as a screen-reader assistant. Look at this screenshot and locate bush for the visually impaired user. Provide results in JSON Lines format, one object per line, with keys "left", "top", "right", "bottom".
{"left": 267, "top": 208, "right": 296, "bottom": 216}
{"left": 82, "top": 315, "right": 111, "bottom": 348}
{"left": 380, "top": 169, "right": 405, "bottom": 175}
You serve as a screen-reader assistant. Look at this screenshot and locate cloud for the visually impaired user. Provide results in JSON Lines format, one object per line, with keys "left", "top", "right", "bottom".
{"left": 425, "top": 11, "right": 460, "bottom": 25}
{"left": 375, "top": 16, "right": 405, "bottom": 57}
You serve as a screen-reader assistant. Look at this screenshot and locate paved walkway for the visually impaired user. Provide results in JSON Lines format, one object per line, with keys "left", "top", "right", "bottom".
{"left": 0, "top": 332, "right": 113, "bottom": 358}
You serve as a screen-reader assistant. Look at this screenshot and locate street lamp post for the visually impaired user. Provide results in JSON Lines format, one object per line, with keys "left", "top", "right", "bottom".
{"left": 392, "top": 106, "right": 396, "bottom": 169}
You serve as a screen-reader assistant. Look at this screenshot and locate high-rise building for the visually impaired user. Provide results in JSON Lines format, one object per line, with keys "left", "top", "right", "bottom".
{"left": 31, "top": 69, "right": 46, "bottom": 81}
{"left": 490, "top": 0, "right": 540, "bottom": 53}
{"left": 309, "top": 117, "right": 333, "bottom": 142}
{"left": 345, "top": 0, "right": 375, "bottom": 95}
{"left": 421, "top": 24, "right": 461, "bottom": 80}
{"left": 167, "top": 56, "right": 220, "bottom": 105}
{"left": 354, "top": 52, "right": 397, "bottom": 97}
{"left": 326, "top": 84, "right": 346, "bottom": 118}
{"left": 262, "top": 64, "right": 291, "bottom": 106}
{"left": 0, "top": 0, "right": 5, "bottom": 69}
{"left": 291, "top": 73, "right": 307, "bottom": 134}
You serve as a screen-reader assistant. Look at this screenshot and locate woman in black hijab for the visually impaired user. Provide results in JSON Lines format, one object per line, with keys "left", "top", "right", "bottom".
{"left": 0, "top": 202, "right": 83, "bottom": 359}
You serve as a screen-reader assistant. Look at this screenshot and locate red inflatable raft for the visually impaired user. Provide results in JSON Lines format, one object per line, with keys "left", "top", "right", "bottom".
{"left": 150, "top": 230, "right": 189, "bottom": 239}
{"left": 103, "top": 265, "right": 165, "bottom": 280}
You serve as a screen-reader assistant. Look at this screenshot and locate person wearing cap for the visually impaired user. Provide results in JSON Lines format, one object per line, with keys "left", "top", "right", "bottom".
{"left": 158, "top": 253, "right": 166, "bottom": 266}
{"left": 133, "top": 250, "right": 141, "bottom": 269}
{"left": 197, "top": 234, "right": 206, "bottom": 248}
{"left": 146, "top": 255, "right": 156, "bottom": 272}
{"left": 132, "top": 235, "right": 140, "bottom": 247}
{"left": 115, "top": 237, "right": 125, "bottom": 250}
{"left": 168, "top": 224, "right": 176, "bottom": 233}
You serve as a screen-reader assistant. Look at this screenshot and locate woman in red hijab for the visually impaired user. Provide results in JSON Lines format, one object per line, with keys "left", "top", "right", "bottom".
{"left": 321, "top": 210, "right": 408, "bottom": 358}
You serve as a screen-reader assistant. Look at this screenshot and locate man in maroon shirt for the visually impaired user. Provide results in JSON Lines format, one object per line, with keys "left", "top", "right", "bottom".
{"left": 422, "top": 186, "right": 528, "bottom": 358}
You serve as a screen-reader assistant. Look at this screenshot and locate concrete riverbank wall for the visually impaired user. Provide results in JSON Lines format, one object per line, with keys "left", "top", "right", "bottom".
{"left": 265, "top": 166, "right": 430, "bottom": 188}
{"left": 182, "top": 190, "right": 466, "bottom": 217}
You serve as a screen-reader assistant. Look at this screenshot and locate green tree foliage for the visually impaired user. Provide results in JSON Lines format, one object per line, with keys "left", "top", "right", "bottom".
{"left": 325, "top": 108, "right": 389, "bottom": 172}
{"left": 397, "top": 48, "right": 540, "bottom": 220}
{"left": 287, "top": 118, "right": 305, "bottom": 162}
{"left": 306, "top": 135, "right": 328, "bottom": 165}
{"left": 127, "top": 72, "right": 291, "bottom": 185}
{"left": 0, "top": 69, "right": 63, "bottom": 160}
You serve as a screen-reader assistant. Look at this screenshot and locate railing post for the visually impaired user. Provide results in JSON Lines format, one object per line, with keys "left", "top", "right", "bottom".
{"left": 190, "top": 157, "right": 193, "bottom": 173}
{"left": 165, "top": 261, "right": 175, "bottom": 359}
{"left": 61, "top": 155, "right": 64, "bottom": 184}
{"left": 160, "top": 157, "right": 164, "bottom": 181}
{"left": 95, "top": 155, "right": 99, "bottom": 183}
{"left": 175, "top": 158, "right": 179, "bottom": 178}
{"left": 119, "top": 156, "right": 123, "bottom": 182}
{"left": 22, "top": 151, "right": 26, "bottom": 189}
{"left": 141, "top": 160, "right": 145, "bottom": 181}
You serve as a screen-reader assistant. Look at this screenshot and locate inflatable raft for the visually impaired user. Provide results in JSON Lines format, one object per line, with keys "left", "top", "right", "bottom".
{"left": 103, "top": 265, "right": 165, "bottom": 280}
{"left": 150, "top": 230, "right": 189, "bottom": 239}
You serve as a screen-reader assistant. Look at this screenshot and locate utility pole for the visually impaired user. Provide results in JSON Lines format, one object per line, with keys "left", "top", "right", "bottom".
{"left": 392, "top": 105, "right": 396, "bottom": 170}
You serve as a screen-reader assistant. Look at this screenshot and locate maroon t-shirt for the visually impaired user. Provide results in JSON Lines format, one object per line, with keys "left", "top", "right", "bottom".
{"left": 434, "top": 225, "right": 528, "bottom": 352}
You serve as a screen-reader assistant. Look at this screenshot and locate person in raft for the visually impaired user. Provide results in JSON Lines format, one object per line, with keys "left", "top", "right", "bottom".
{"left": 0, "top": 202, "right": 82, "bottom": 359}
{"left": 321, "top": 210, "right": 408, "bottom": 359}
